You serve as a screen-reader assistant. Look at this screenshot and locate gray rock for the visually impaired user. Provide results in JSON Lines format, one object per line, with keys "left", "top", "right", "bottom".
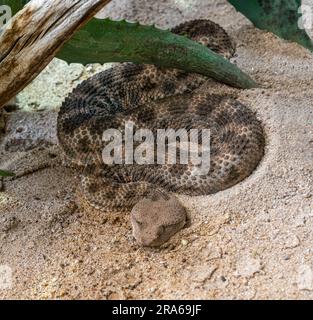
{"left": 4, "top": 111, "right": 58, "bottom": 152}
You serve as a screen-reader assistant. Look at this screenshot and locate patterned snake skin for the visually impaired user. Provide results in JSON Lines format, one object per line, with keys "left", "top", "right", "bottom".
{"left": 57, "top": 20, "right": 265, "bottom": 213}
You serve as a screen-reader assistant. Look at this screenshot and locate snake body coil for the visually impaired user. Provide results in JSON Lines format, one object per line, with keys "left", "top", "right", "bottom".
{"left": 57, "top": 20, "right": 264, "bottom": 212}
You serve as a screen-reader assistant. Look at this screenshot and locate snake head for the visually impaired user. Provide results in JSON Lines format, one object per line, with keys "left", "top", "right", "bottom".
{"left": 131, "top": 195, "right": 187, "bottom": 247}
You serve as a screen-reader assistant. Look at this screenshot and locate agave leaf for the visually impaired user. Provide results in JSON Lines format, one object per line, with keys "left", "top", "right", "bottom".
{"left": 228, "top": 0, "right": 313, "bottom": 51}
{"left": 0, "top": 1, "right": 257, "bottom": 88}
{"left": 57, "top": 18, "right": 257, "bottom": 89}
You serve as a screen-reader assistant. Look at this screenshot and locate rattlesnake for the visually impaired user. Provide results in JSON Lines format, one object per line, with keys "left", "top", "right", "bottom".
{"left": 57, "top": 20, "right": 264, "bottom": 246}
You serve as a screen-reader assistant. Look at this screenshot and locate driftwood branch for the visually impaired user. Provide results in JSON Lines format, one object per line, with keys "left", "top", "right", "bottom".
{"left": 0, "top": 0, "right": 111, "bottom": 108}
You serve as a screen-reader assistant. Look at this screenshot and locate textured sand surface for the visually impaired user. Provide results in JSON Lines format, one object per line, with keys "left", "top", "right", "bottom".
{"left": 0, "top": 0, "right": 312, "bottom": 299}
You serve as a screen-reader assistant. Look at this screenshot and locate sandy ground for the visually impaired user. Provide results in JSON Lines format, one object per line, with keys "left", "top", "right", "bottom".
{"left": 0, "top": 0, "right": 312, "bottom": 300}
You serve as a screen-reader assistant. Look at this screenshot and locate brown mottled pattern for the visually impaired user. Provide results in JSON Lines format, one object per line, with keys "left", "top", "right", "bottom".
{"left": 57, "top": 20, "right": 265, "bottom": 212}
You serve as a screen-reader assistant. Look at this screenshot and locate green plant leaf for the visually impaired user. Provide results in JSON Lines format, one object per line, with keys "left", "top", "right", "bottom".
{"left": 228, "top": 0, "right": 313, "bottom": 51}
{"left": 0, "top": 169, "right": 15, "bottom": 177}
{"left": 0, "top": 1, "right": 257, "bottom": 88}
{"left": 57, "top": 18, "right": 257, "bottom": 89}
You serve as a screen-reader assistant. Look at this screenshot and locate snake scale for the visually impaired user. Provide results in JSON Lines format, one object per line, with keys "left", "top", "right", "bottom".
{"left": 57, "top": 20, "right": 265, "bottom": 246}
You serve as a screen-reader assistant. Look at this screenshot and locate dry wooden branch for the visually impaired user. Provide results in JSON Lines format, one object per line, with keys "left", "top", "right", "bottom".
{"left": 0, "top": 0, "right": 111, "bottom": 108}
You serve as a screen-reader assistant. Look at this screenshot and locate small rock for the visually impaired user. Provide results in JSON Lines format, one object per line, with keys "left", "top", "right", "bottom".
{"left": 235, "top": 256, "right": 262, "bottom": 278}
{"left": 181, "top": 239, "right": 188, "bottom": 246}
{"left": 276, "top": 232, "right": 300, "bottom": 249}
{"left": 298, "top": 265, "right": 313, "bottom": 291}
{"left": 207, "top": 243, "right": 222, "bottom": 260}
{"left": 69, "top": 64, "right": 84, "bottom": 80}
{"left": 4, "top": 111, "right": 57, "bottom": 152}
{"left": 108, "top": 291, "right": 125, "bottom": 300}
{"left": 0, "top": 216, "right": 19, "bottom": 233}
{"left": 190, "top": 265, "right": 218, "bottom": 283}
